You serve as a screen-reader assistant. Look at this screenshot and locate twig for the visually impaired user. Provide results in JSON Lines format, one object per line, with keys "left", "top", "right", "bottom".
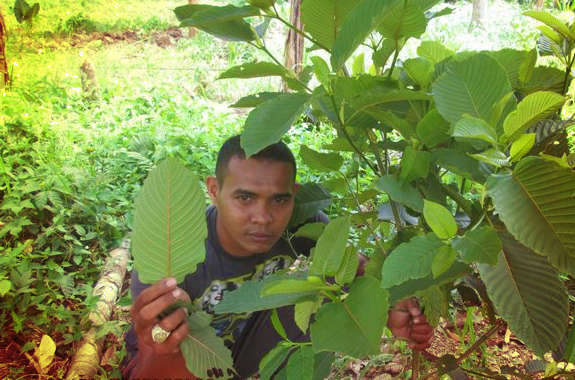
{"left": 411, "top": 350, "right": 420, "bottom": 379}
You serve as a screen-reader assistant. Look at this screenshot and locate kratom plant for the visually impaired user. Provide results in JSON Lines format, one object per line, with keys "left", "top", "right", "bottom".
{"left": 131, "top": 157, "right": 235, "bottom": 378}
{"left": 169, "top": 1, "right": 575, "bottom": 377}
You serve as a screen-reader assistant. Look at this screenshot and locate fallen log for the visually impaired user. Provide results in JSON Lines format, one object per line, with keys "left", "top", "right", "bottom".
{"left": 66, "top": 238, "right": 131, "bottom": 380}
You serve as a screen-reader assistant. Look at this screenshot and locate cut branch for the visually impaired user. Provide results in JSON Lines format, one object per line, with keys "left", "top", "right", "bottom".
{"left": 66, "top": 238, "right": 131, "bottom": 380}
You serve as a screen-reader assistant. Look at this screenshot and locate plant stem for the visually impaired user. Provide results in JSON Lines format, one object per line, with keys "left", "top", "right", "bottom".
{"left": 421, "top": 320, "right": 504, "bottom": 380}
{"left": 329, "top": 95, "right": 379, "bottom": 174}
{"left": 340, "top": 172, "right": 387, "bottom": 256}
{"left": 439, "top": 180, "right": 473, "bottom": 218}
{"left": 387, "top": 41, "right": 401, "bottom": 81}
{"left": 271, "top": 4, "right": 330, "bottom": 52}
{"left": 411, "top": 350, "right": 420, "bottom": 380}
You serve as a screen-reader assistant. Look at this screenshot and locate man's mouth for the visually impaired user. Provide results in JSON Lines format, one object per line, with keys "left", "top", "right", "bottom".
{"left": 247, "top": 233, "right": 274, "bottom": 243}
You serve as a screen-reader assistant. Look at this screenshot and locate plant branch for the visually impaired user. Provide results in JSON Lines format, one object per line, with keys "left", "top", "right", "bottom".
{"left": 439, "top": 180, "right": 473, "bottom": 218}
{"left": 387, "top": 41, "right": 401, "bottom": 81}
{"left": 411, "top": 350, "right": 420, "bottom": 380}
{"left": 421, "top": 320, "right": 505, "bottom": 380}
{"left": 271, "top": 4, "right": 330, "bottom": 52}
{"left": 340, "top": 171, "right": 387, "bottom": 256}
{"left": 329, "top": 95, "right": 379, "bottom": 174}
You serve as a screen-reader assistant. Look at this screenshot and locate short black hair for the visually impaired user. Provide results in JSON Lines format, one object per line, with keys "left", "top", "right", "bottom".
{"left": 215, "top": 135, "right": 297, "bottom": 186}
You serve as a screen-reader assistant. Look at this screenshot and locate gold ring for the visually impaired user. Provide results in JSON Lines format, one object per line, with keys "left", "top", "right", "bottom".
{"left": 151, "top": 324, "right": 170, "bottom": 344}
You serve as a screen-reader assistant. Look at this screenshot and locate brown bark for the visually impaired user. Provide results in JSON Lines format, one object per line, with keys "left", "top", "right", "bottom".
{"left": 468, "top": 0, "right": 488, "bottom": 32}
{"left": 0, "top": 10, "right": 9, "bottom": 88}
{"left": 188, "top": 0, "right": 198, "bottom": 38}
{"left": 283, "top": 0, "right": 304, "bottom": 91}
{"left": 66, "top": 239, "right": 131, "bottom": 380}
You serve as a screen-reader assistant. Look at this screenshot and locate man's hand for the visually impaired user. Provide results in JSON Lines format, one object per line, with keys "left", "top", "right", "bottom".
{"left": 387, "top": 298, "right": 434, "bottom": 350}
{"left": 131, "top": 277, "right": 191, "bottom": 355}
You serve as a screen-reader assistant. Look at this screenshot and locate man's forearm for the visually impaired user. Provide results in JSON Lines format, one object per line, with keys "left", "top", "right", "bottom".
{"left": 129, "top": 343, "right": 197, "bottom": 380}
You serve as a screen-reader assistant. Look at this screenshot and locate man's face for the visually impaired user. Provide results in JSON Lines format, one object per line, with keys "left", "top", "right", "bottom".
{"left": 207, "top": 156, "right": 298, "bottom": 257}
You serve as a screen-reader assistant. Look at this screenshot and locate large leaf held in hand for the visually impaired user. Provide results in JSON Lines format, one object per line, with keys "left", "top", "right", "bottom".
{"left": 311, "top": 276, "right": 388, "bottom": 358}
{"left": 132, "top": 158, "right": 207, "bottom": 284}
{"left": 478, "top": 231, "right": 568, "bottom": 357}
{"left": 242, "top": 93, "right": 311, "bottom": 156}
{"left": 180, "top": 312, "right": 235, "bottom": 378}
{"left": 433, "top": 54, "right": 512, "bottom": 124}
{"left": 486, "top": 156, "right": 575, "bottom": 275}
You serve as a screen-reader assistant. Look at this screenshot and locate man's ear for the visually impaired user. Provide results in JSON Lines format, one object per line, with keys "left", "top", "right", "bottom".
{"left": 206, "top": 176, "right": 219, "bottom": 204}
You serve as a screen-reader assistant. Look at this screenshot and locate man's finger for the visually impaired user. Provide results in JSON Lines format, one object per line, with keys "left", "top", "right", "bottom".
{"left": 153, "top": 318, "right": 190, "bottom": 355}
{"left": 133, "top": 277, "right": 178, "bottom": 315}
{"left": 139, "top": 287, "right": 189, "bottom": 323}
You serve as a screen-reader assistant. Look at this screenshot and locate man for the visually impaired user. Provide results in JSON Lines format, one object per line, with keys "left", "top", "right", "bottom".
{"left": 123, "top": 136, "right": 433, "bottom": 379}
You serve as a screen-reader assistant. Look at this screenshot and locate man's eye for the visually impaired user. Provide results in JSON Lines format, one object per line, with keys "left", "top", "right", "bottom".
{"left": 274, "top": 197, "right": 288, "bottom": 204}
{"left": 238, "top": 195, "right": 251, "bottom": 202}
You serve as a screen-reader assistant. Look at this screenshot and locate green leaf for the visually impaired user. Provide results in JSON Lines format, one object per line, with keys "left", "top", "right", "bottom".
{"left": 262, "top": 278, "right": 335, "bottom": 296}
{"left": 451, "top": 226, "right": 501, "bottom": 266}
{"left": 270, "top": 308, "right": 288, "bottom": 340}
{"left": 287, "top": 346, "right": 315, "bottom": 380}
{"left": 0, "top": 279, "right": 11, "bottom": 296}
{"left": 26, "top": 2, "right": 39, "bottom": 19}
{"left": 478, "top": 231, "right": 568, "bottom": 357}
{"left": 331, "top": 0, "right": 397, "bottom": 70}
{"left": 488, "top": 49, "right": 528, "bottom": 88}
{"left": 289, "top": 183, "right": 331, "bottom": 228}
{"left": 260, "top": 345, "right": 291, "bottom": 380}
{"left": 375, "top": 174, "right": 423, "bottom": 212}
{"left": 524, "top": 11, "right": 575, "bottom": 39}
{"left": 519, "top": 49, "right": 538, "bottom": 83}
{"left": 180, "top": 312, "right": 234, "bottom": 378}
{"left": 14, "top": 0, "right": 30, "bottom": 23}
{"left": 242, "top": 93, "right": 311, "bottom": 156}
{"left": 335, "top": 246, "right": 359, "bottom": 285}
{"left": 300, "top": 0, "right": 358, "bottom": 50}
{"left": 213, "top": 275, "right": 317, "bottom": 314}
{"left": 293, "top": 222, "right": 326, "bottom": 241}
{"left": 565, "top": 323, "right": 575, "bottom": 363}
{"left": 432, "top": 148, "right": 486, "bottom": 182}
{"left": 373, "top": 39, "right": 396, "bottom": 69}
{"left": 403, "top": 58, "right": 434, "bottom": 88}
{"left": 230, "top": 92, "right": 282, "bottom": 108}
{"left": 423, "top": 200, "right": 457, "bottom": 239}
{"left": 399, "top": 146, "right": 430, "bottom": 184}
{"left": 132, "top": 158, "right": 206, "bottom": 284}
{"left": 310, "top": 56, "right": 331, "bottom": 90}
{"left": 431, "top": 245, "right": 457, "bottom": 278}
{"left": 468, "top": 149, "right": 509, "bottom": 167}
{"left": 311, "top": 277, "right": 388, "bottom": 358}
{"left": 295, "top": 299, "right": 322, "bottom": 333}
{"left": 299, "top": 145, "right": 344, "bottom": 173}
{"left": 348, "top": 90, "right": 429, "bottom": 125}
{"left": 248, "top": 0, "right": 275, "bottom": 9}
{"left": 417, "top": 285, "right": 448, "bottom": 327}
{"left": 176, "top": 4, "right": 259, "bottom": 42}
{"left": 417, "top": 40, "right": 454, "bottom": 64}
{"left": 433, "top": 54, "right": 512, "bottom": 124}
{"left": 388, "top": 261, "right": 471, "bottom": 304}
{"left": 486, "top": 157, "right": 575, "bottom": 275}
{"left": 510, "top": 133, "right": 536, "bottom": 162}
{"left": 451, "top": 115, "right": 497, "bottom": 146}
{"left": 381, "top": 234, "right": 444, "bottom": 288}
{"left": 503, "top": 91, "right": 565, "bottom": 142}
{"left": 352, "top": 53, "right": 365, "bottom": 76}
{"left": 416, "top": 108, "right": 451, "bottom": 148}
{"left": 309, "top": 217, "right": 350, "bottom": 277}
{"left": 219, "top": 62, "right": 288, "bottom": 79}
{"left": 378, "top": 2, "right": 427, "bottom": 40}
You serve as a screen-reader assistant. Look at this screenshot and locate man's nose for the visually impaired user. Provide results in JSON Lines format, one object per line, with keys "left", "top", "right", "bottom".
{"left": 251, "top": 203, "right": 273, "bottom": 224}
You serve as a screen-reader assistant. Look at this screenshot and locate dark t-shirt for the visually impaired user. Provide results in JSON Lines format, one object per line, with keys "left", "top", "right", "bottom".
{"left": 125, "top": 205, "right": 327, "bottom": 356}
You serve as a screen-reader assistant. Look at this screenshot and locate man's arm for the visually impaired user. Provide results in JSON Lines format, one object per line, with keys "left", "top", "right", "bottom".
{"left": 128, "top": 277, "right": 198, "bottom": 380}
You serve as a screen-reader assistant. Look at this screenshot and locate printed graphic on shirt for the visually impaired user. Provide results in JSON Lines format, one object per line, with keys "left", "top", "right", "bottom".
{"left": 195, "top": 255, "right": 293, "bottom": 345}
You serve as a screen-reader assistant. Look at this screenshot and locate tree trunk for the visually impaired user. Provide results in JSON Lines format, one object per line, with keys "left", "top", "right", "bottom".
{"left": 535, "top": 0, "right": 545, "bottom": 10}
{"left": 468, "top": 0, "right": 488, "bottom": 32}
{"left": 66, "top": 239, "right": 131, "bottom": 380}
{"left": 283, "top": 0, "right": 303, "bottom": 92}
{"left": 0, "top": 10, "right": 9, "bottom": 88}
{"left": 188, "top": 0, "right": 198, "bottom": 38}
